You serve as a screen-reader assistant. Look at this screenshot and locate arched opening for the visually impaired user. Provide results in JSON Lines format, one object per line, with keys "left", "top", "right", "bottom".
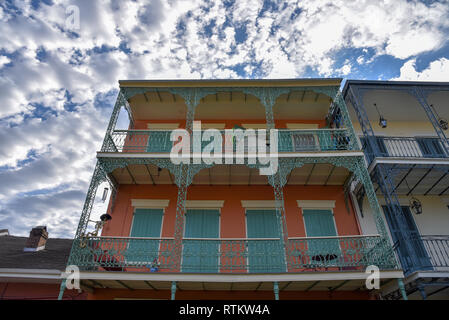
{"left": 194, "top": 91, "right": 266, "bottom": 130}
{"left": 127, "top": 90, "right": 188, "bottom": 129}
{"left": 272, "top": 89, "right": 332, "bottom": 129}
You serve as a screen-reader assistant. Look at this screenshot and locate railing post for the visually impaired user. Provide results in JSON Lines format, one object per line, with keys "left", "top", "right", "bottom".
{"left": 57, "top": 279, "right": 66, "bottom": 300}
{"left": 262, "top": 88, "right": 291, "bottom": 271}
{"left": 418, "top": 284, "right": 427, "bottom": 300}
{"left": 412, "top": 87, "right": 449, "bottom": 155}
{"left": 171, "top": 281, "right": 177, "bottom": 300}
{"left": 397, "top": 279, "right": 408, "bottom": 300}
{"left": 346, "top": 87, "right": 380, "bottom": 161}
{"left": 170, "top": 91, "right": 196, "bottom": 271}
{"left": 273, "top": 282, "right": 279, "bottom": 300}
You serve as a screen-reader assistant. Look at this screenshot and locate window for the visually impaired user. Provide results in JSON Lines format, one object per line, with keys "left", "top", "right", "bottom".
{"left": 245, "top": 209, "right": 286, "bottom": 273}
{"left": 127, "top": 208, "right": 164, "bottom": 266}
{"left": 302, "top": 209, "right": 340, "bottom": 261}
{"left": 182, "top": 209, "right": 220, "bottom": 273}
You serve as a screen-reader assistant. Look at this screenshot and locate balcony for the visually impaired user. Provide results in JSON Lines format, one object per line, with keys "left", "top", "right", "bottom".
{"left": 102, "top": 128, "right": 355, "bottom": 154}
{"left": 394, "top": 235, "right": 449, "bottom": 275}
{"left": 70, "top": 235, "right": 397, "bottom": 273}
{"left": 363, "top": 136, "right": 448, "bottom": 160}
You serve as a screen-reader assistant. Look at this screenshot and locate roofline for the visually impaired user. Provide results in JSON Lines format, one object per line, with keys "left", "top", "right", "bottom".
{"left": 342, "top": 79, "right": 449, "bottom": 99}
{"left": 0, "top": 268, "right": 63, "bottom": 282}
{"left": 119, "top": 78, "right": 343, "bottom": 88}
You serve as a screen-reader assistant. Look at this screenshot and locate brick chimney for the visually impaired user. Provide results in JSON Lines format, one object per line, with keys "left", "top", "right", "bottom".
{"left": 24, "top": 226, "right": 48, "bottom": 252}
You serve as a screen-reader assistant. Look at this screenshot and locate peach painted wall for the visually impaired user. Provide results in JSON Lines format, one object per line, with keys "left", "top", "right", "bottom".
{"left": 101, "top": 185, "right": 361, "bottom": 239}
{"left": 132, "top": 119, "right": 326, "bottom": 130}
{"left": 0, "top": 282, "right": 86, "bottom": 300}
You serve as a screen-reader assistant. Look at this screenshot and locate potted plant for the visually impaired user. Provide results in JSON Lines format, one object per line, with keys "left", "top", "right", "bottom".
{"left": 149, "top": 258, "right": 160, "bottom": 272}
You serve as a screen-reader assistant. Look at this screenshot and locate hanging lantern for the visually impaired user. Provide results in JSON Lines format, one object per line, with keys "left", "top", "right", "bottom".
{"left": 379, "top": 115, "right": 387, "bottom": 128}
{"left": 101, "top": 187, "right": 109, "bottom": 202}
{"left": 410, "top": 197, "right": 422, "bottom": 215}
{"left": 374, "top": 103, "right": 387, "bottom": 128}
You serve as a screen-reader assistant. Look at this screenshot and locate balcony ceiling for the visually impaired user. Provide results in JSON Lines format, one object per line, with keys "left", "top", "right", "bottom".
{"left": 347, "top": 90, "right": 449, "bottom": 122}
{"left": 110, "top": 163, "right": 350, "bottom": 186}
{"left": 372, "top": 164, "right": 449, "bottom": 196}
{"left": 128, "top": 90, "right": 332, "bottom": 121}
{"left": 79, "top": 277, "right": 393, "bottom": 293}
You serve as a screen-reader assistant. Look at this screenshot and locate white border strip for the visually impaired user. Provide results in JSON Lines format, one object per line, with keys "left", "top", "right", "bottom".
{"left": 131, "top": 199, "right": 170, "bottom": 209}
{"left": 297, "top": 200, "right": 336, "bottom": 209}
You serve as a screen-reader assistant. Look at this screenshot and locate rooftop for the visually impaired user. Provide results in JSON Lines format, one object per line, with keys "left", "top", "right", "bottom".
{"left": 0, "top": 235, "right": 72, "bottom": 270}
{"left": 118, "top": 78, "right": 342, "bottom": 88}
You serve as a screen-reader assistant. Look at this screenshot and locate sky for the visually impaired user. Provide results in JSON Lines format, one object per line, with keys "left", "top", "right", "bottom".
{"left": 0, "top": 0, "right": 448, "bottom": 239}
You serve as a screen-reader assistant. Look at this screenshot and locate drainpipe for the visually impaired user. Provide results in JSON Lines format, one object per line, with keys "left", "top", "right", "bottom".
{"left": 58, "top": 279, "right": 66, "bottom": 301}
{"left": 273, "top": 282, "right": 279, "bottom": 300}
{"left": 397, "top": 279, "right": 408, "bottom": 300}
{"left": 171, "top": 281, "right": 177, "bottom": 300}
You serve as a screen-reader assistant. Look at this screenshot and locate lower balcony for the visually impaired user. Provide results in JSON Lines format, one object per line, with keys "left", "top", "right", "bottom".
{"left": 394, "top": 235, "right": 449, "bottom": 275}
{"left": 70, "top": 235, "right": 397, "bottom": 273}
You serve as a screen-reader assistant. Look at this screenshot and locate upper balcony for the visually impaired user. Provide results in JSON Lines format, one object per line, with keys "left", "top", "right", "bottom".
{"left": 362, "top": 136, "right": 449, "bottom": 160}
{"left": 100, "top": 79, "right": 360, "bottom": 160}
{"left": 102, "top": 128, "right": 354, "bottom": 154}
{"left": 343, "top": 80, "right": 449, "bottom": 164}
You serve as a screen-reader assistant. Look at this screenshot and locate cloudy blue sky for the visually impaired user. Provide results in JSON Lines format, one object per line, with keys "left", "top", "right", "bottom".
{"left": 0, "top": 0, "right": 448, "bottom": 238}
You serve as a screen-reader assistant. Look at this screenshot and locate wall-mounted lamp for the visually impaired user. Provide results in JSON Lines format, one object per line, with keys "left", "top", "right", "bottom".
{"left": 410, "top": 197, "right": 423, "bottom": 215}
{"left": 101, "top": 187, "right": 109, "bottom": 202}
{"left": 405, "top": 178, "right": 423, "bottom": 215}
{"left": 374, "top": 103, "right": 387, "bottom": 128}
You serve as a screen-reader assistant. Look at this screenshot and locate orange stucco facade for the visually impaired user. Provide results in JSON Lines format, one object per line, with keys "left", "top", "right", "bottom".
{"left": 101, "top": 185, "right": 361, "bottom": 240}
{"left": 0, "top": 282, "right": 86, "bottom": 300}
{"left": 86, "top": 108, "right": 373, "bottom": 300}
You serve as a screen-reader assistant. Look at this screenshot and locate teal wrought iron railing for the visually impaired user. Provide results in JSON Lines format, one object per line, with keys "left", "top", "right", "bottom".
{"left": 289, "top": 235, "right": 397, "bottom": 270}
{"left": 102, "top": 129, "right": 354, "bottom": 153}
{"left": 68, "top": 235, "right": 397, "bottom": 273}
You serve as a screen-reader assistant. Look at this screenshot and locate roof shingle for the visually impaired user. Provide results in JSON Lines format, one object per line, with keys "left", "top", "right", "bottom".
{"left": 0, "top": 236, "right": 72, "bottom": 270}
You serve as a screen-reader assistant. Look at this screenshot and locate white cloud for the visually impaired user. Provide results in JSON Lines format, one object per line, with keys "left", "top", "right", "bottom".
{"left": 392, "top": 58, "right": 449, "bottom": 81}
{"left": 0, "top": 55, "right": 10, "bottom": 67}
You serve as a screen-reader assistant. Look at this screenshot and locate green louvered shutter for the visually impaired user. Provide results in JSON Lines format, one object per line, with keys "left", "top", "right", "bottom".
{"left": 127, "top": 209, "right": 163, "bottom": 266}
{"left": 182, "top": 209, "right": 220, "bottom": 273}
{"left": 303, "top": 209, "right": 340, "bottom": 265}
{"left": 246, "top": 210, "right": 285, "bottom": 273}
